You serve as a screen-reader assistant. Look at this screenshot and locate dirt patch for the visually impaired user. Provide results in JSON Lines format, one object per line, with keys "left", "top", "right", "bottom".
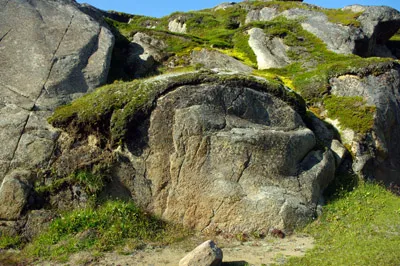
{"left": 40, "top": 234, "right": 314, "bottom": 266}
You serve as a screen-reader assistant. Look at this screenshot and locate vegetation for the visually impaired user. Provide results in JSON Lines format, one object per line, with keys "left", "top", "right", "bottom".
{"left": 35, "top": 168, "right": 110, "bottom": 198}
{"left": 23, "top": 200, "right": 187, "bottom": 262}
{"left": 284, "top": 182, "right": 400, "bottom": 265}
{"left": 0, "top": 234, "right": 21, "bottom": 249}
{"left": 48, "top": 72, "right": 304, "bottom": 144}
{"left": 324, "top": 95, "right": 376, "bottom": 134}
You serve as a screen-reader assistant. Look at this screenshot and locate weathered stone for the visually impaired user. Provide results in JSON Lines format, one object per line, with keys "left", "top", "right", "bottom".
{"left": 282, "top": 8, "right": 363, "bottom": 55}
{"left": 329, "top": 67, "right": 400, "bottom": 184}
{"left": 98, "top": 73, "right": 336, "bottom": 233}
{"left": 0, "top": 170, "right": 33, "bottom": 220}
{"left": 169, "top": 17, "right": 187, "bottom": 34}
{"left": 0, "top": 0, "right": 114, "bottom": 185}
{"left": 179, "top": 240, "right": 223, "bottom": 266}
{"left": 245, "top": 5, "right": 400, "bottom": 57}
{"left": 344, "top": 5, "right": 400, "bottom": 57}
{"left": 191, "top": 49, "right": 253, "bottom": 73}
{"left": 248, "top": 28, "right": 290, "bottom": 69}
{"left": 127, "top": 32, "right": 167, "bottom": 78}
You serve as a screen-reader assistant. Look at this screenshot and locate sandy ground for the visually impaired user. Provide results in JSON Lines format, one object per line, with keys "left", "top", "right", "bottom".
{"left": 42, "top": 234, "right": 314, "bottom": 266}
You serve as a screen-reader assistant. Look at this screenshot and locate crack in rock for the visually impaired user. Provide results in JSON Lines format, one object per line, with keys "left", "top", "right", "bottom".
{"left": 5, "top": 14, "right": 75, "bottom": 176}
{"left": 236, "top": 152, "right": 252, "bottom": 183}
{"left": 0, "top": 28, "right": 12, "bottom": 43}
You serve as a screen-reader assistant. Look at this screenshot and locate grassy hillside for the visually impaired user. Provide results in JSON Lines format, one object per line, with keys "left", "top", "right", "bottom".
{"left": 284, "top": 182, "right": 400, "bottom": 265}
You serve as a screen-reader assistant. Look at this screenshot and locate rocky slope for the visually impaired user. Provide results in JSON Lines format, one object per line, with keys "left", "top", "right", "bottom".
{"left": 0, "top": 0, "right": 400, "bottom": 245}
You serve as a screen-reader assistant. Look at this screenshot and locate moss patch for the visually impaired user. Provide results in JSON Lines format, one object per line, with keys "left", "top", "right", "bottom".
{"left": 324, "top": 95, "right": 376, "bottom": 134}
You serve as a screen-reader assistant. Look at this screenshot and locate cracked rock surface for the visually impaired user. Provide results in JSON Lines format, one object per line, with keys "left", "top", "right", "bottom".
{"left": 0, "top": 0, "right": 114, "bottom": 220}
{"left": 114, "top": 79, "right": 335, "bottom": 233}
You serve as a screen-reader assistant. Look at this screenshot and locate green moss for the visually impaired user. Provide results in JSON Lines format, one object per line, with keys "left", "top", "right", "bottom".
{"left": 24, "top": 201, "right": 188, "bottom": 262}
{"left": 49, "top": 72, "right": 305, "bottom": 144}
{"left": 324, "top": 95, "right": 376, "bottom": 134}
{"left": 322, "top": 8, "right": 362, "bottom": 27}
{"left": 285, "top": 182, "right": 400, "bottom": 265}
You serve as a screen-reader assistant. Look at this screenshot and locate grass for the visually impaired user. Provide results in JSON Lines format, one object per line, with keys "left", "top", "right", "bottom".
{"left": 0, "top": 234, "right": 21, "bottom": 249}
{"left": 284, "top": 182, "right": 400, "bottom": 265}
{"left": 23, "top": 201, "right": 188, "bottom": 263}
{"left": 35, "top": 169, "right": 108, "bottom": 197}
{"left": 324, "top": 95, "right": 376, "bottom": 134}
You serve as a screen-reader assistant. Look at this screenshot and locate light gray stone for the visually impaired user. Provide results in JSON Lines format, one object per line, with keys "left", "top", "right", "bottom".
{"left": 168, "top": 18, "right": 187, "bottom": 34}
{"left": 191, "top": 49, "right": 253, "bottom": 73}
{"left": 0, "top": 0, "right": 114, "bottom": 185}
{"left": 0, "top": 170, "right": 33, "bottom": 220}
{"left": 248, "top": 28, "right": 291, "bottom": 69}
{"left": 329, "top": 67, "right": 400, "bottom": 184}
{"left": 179, "top": 240, "right": 223, "bottom": 266}
{"left": 128, "top": 32, "right": 167, "bottom": 78}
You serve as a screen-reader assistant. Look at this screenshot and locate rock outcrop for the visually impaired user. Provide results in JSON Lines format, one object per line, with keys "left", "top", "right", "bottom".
{"left": 329, "top": 66, "right": 400, "bottom": 184}
{"left": 50, "top": 72, "right": 337, "bottom": 233}
{"left": 0, "top": 0, "right": 114, "bottom": 221}
{"left": 248, "top": 28, "right": 291, "bottom": 69}
{"left": 191, "top": 49, "right": 253, "bottom": 73}
{"left": 245, "top": 4, "right": 400, "bottom": 57}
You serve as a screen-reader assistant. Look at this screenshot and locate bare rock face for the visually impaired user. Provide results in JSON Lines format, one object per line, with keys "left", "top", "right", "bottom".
{"left": 191, "top": 49, "right": 253, "bottom": 73}
{"left": 329, "top": 67, "right": 400, "bottom": 184}
{"left": 128, "top": 32, "right": 167, "bottom": 78}
{"left": 344, "top": 5, "right": 400, "bottom": 57}
{"left": 103, "top": 73, "right": 337, "bottom": 233}
{"left": 248, "top": 28, "right": 291, "bottom": 69}
{"left": 245, "top": 5, "right": 400, "bottom": 57}
{"left": 0, "top": 0, "right": 114, "bottom": 220}
{"left": 169, "top": 17, "right": 187, "bottom": 34}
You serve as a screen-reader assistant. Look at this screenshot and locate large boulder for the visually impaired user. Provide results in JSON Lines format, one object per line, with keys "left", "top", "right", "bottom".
{"left": 50, "top": 72, "right": 337, "bottom": 233}
{"left": 0, "top": 0, "right": 114, "bottom": 183}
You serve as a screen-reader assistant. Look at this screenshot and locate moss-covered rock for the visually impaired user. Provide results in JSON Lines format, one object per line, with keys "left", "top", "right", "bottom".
{"left": 49, "top": 71, "right": 305, "bottom": 144}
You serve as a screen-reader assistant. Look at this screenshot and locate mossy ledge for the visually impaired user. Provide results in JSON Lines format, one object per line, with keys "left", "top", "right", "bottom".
{"left": 48, "top": 71, "right": 305, "bottom": 145}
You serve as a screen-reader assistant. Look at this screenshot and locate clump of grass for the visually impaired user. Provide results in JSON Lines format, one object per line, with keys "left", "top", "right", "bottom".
{"left": 24, "top": 201, "right": 187, "bottom": 262}
{"left": 0, "top": 234, "right": 21, "bottom": 249}
{"left": 35, "top": 169, "right": 108, "bottom": 197}
{"left": 324, "top": 95, "right": 376, "bottom": 134}
{"left": 285, "top": 182, "right": 400, "bottom": 265}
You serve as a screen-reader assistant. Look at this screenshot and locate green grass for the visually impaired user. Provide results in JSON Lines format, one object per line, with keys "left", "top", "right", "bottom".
{"left": 35, "top": 170, "right": 108, "bottom": 197}
{"left": 24, "top": 201, "right": 188, "bottom": 262}
{"left": 285, "top": 182, "right": 400, "bottom": 265}
{"left": 324, "top": 95, "right": 376, "bottom": 134}
{"left": 0, "top": 234, "right": 21, "bottom": 249}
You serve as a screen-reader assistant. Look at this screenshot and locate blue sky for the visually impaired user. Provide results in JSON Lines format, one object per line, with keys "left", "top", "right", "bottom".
{"left": 76, "top": 0, "right": 400, "bottom": 18}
